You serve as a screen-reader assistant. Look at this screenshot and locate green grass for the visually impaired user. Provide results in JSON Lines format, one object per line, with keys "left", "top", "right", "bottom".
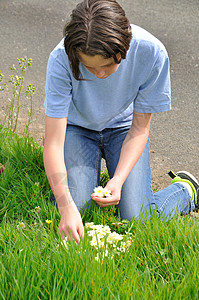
{"left": 0, "top": 125, "right": 199, "bottom": 299}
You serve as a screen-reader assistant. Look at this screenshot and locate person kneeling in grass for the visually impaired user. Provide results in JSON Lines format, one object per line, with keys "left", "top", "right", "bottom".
{"left": 43, "top": 0, "right": 199, "bottom": 242}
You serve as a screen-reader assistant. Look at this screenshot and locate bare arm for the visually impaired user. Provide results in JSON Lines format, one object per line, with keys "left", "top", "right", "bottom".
{"left": 92, "top": 111, "right": 152, "bottom": 207}
{"left": 113, "top": 111, "right": 152, "bottom": 185}
{"left": 43, "top": 116, "right": 84, "bottom": 242}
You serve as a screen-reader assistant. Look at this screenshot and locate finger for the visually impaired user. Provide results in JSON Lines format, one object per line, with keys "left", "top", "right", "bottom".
{"left": 70, "top": 228, "right": 81, "bottom": 243}
{"left": 92, "top": 195, "right": 114, "bottom": 202}
{"left": 91, "top": 193, "right": 96, "bottom": 198}
{"left": 93, "top": 197, "right": 119, "bottom": 205}
{"left": 59, "top": 225, "right": 72, "bottom": 243}
{"left": 59, "top": 224, "right": 65, "bottom": 239}
{"left": 77, "top": 225, "right": 84, "bottom": 242}
{"left": 59, "top": 228, "right": 65, "bottom": 240}
{"left": 95, "top": 200, "right": 117, "bottom": 206}
{"left": 94, "top": 199, "right": 119, "bottom": 207}
{"left": 91, "top": 194, "right": 100, "bottom": 200}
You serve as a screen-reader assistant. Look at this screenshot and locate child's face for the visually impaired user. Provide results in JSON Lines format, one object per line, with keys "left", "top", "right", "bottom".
{"left": 78, "top": 52, "right": 121, "bottom": 79}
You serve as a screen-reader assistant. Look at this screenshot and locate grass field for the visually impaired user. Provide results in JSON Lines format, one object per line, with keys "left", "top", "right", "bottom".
{"left": 0, "top": 125, "right": 199, "bottom": 299}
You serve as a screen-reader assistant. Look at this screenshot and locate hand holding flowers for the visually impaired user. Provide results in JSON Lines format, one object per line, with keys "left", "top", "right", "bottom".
{"left": 91, "top": 177, "right": 122, "bottom": 207}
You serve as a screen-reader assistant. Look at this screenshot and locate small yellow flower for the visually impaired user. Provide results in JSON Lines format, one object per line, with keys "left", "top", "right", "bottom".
{"left": 45, "top": 219, "right": 52, "bottom": 224}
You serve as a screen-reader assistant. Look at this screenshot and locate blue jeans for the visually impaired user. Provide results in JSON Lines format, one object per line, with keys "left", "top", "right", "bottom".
{"left": 63, "top": 124, "right": 194, "bottom": 220}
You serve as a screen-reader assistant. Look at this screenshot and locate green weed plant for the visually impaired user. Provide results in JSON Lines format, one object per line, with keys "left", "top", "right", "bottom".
{"left": 0, "top": 57, "right": 36, "bottom": 136}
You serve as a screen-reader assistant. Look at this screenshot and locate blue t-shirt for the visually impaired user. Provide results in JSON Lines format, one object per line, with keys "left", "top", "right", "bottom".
{"left": 44, "top": 24, "right": 171, "bottom": 131}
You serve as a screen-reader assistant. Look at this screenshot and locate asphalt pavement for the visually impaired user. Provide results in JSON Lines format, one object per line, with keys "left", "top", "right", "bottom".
{"left": 0, "top": 0, "right": 199, "bottom": 189}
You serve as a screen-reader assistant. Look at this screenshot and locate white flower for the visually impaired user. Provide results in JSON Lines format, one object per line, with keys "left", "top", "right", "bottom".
{"left": 94, "top": 186, "right": 104, "bottom": 197}
{"left": 17, "top": 222, "right": 25, "bottom": 230}
{"left": 93, "top": 186, "right": 111, "bottom": 198}
{"left": 61, "top": 237, "right": 68, "bottom": 249}
{"left": 85, "top": 222, "right": 94, "bottom": 228}
{"left": 90, "top": 237, "right": 98, "bottom": 247}
{"left": 96, "top": 232, "right": 106, "bottom": 239}
{"left": 35, "top": 206, "right": 41, "bottom": 212}
{"left": 89, "top": 224, "right": 104, "bottom": 231}
{"left": 95, "top": 253, "right": 99, "bottom": 261}
{"left": 103, "top": 188, "right": 111, "bottom": 197}
{"left": 126, "top": 239, "right": 132, "bottom": 247}
{"left": 102, "top": 225, "right": 111, "bottom": 234}
{"left": 125, "top": 231, "right": 132, "bottom": 235}
{"left": 98, "top": 240, "right": 105, "bottom": 248}
{"left": 87, "top": 230, "right": 96, "bottom": 237}
{"left": 87, "top": 222, "right": 133, "bottom": 260}
{"left": 107, "top": 232, "right": 123, "bottom": 243}
{"left": 95, "top": 250, "right": 109, "bottom": 262}
{"left": 120, "top": 242, "right": 127, "bottom": 253}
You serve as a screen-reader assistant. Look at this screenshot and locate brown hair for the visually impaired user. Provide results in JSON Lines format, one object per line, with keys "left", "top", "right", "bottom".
{"left": 63, "top": 0, "right": 132, "bottom": 80}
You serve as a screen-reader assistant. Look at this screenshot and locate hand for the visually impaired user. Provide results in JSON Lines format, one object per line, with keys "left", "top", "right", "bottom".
{"left": 91, "top": 177, "right": 122, "bottom": 207}
{"left": 58, "top": 202, "right": 84, "bottom": 243}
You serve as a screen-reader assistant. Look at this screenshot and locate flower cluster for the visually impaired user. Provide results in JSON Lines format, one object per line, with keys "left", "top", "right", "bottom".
{"left": 85, "top": 222, "right": 133, "bottom": 261}
{"left": 93, "top": 186, "right": 111, "bottom": 198}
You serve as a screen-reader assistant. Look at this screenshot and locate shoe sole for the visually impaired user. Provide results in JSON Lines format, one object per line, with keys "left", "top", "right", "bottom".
{"left": 176, "top": 171, "right": 199, "bottom": 185}
{"left": 176, "top": 171, "right": 199, "bottom": 208}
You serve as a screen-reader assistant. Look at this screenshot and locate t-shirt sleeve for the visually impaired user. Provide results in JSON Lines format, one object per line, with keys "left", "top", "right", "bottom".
{"left": 134, "top": 49, "right": 171, "bottom": 113}
{"left": 44, "top": 53, "right": 72, "bottom": 118}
